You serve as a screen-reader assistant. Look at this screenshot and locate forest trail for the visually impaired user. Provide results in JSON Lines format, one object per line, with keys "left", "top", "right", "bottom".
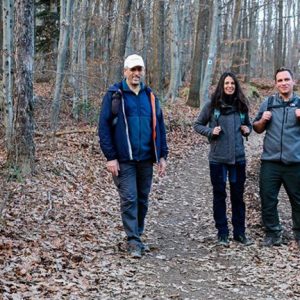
{"left": 1, "top": 131, "right": 299, "bottom": 299}
{"left": 124, "top": 131, "right": 299, "bottom": 300}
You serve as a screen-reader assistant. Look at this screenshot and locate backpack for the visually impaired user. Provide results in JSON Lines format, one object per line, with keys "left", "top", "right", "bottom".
{"left": 110, "top": 85, "right": 156, "bottom": 127}
{"left": 111, "top": 89, "right": 122, "bottom": 126}
{"left": 213, "top": 108, "right": 246, "bottom": 126}
{"left": 267, "top": 95, "right": 300, "bottom": 111}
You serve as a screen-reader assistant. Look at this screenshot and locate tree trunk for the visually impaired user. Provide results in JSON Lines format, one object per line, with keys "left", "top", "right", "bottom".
{"left": 69, "top": 0, "right": 88, "bottom": 120}
{"left": 107, "top": 0, "right": 132, "bottom": 84}
{"left": 8, "top": 0, "right": 35, "bottom": 175}
{"left": 102, "top": 0, "right": 114, "bottom": 88}
{"left": 51, "top": 0, "right": 72, "bottom": 131}
{"left": 0, "top": 0, "right": 3, "bottom": 70}
{"left": 265, "top": 0, "right": 273, "bottom": 77}
{"left": 50, "top": 0, "right": 59, "bottom": 52}
{"left": 151, "top": 0, "right": 165, "bottom": 97}
{"left": 187, "top": 1, "right": 209, "bottom": 107}
{"left": 230, "top": 0, "right": 242, "bottom": 73}
{"left": 165, "top": 0, "right": 181, "bottom": 102}
{"left": 245, "top": 0, "right": 258, "bottom": 82}
{"left": 274, "top": 0, "right": 283, "bottom": 71}
{"left": 292, "top": 0, "right": 300, "bottom": 78}
{"left": 139, "top": 0, "right": 151, "bottom": 68}
{"left": 69, "top": 0, "right": 80, "bottom": 120}
{"left": 2, "top": 0, "right": 14, "bottom": 150}
{"left": 199, "top": 0, "right": 220, "bottom": 108}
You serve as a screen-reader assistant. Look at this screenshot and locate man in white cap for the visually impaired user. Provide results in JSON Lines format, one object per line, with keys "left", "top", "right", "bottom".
{"left": 99, "top": 54, "right": 168, "bottom": 258}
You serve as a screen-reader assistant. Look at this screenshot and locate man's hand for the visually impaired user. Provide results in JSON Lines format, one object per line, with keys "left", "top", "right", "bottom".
{"left": 106, "top": 159, "right": 120, "bottom": 176}
{"left": 253, "top": 111, "right": 272, "bottom": 133}
{"left": 157, "top": 158, "right": 167, "bottom": 177}
{"left": 240, "top": 125, "right": 250, "bottom": 135}
{"left": 212, "top": 126, "right": 222, "bottom": 136}
{"left": 295, "top": 109, "right": 300, "bottom": 120}
{"left": 262, "top": 111, "right": 272, "bottom": 122}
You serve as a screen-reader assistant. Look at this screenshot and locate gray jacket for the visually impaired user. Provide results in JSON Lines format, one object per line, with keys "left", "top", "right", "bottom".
{"left": 253, "top": 93, "right": 300, "bottom": 164}
{"left": 194, "top": 101, "right": 251, "bottom": 164}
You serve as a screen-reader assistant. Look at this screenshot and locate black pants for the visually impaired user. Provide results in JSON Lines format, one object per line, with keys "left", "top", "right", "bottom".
{"left": 210, "top": 162, "right": 246, "bottom": 237}
{"left": 260, "top": 161, "right": 300, "bottom": 239}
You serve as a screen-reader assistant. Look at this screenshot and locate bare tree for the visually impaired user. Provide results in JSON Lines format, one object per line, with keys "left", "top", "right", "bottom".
{"left": 139, "top": 0, "right": 151, "bottom": 67}
{"left": 51, "top": 0, "right": 73, "bottom": 131}
{"left": 274, "top": 0, "right": 284, "bottom": 71}
{"left": 151, "top": 0, "right": 165, "bottom": 97}
{"left": 69, "top": 0, "right": 89, "bottom": 120}
{"left": 230, "top": 0, "right": 242, "bottom": 73}
{"left": 107, "top": 0, "right": 132, "bottom": 84}
{"left": 292, "top": 0, "right": 300, "bottom": 78}
{"left": 199, "top": 0, "right": 220, "bottom": 108}
{"left": 245, "top": 0, "right": 258, "bottom": 82}
{"left": 2, "top": 0, "right": 14, "bottom": 150}
{"left": 165, "top": 0, "right": 181, "bottom": 102}
{"left": 8, "top": 0, "right": 35, "bottom": 175}
{"left": 187, "top": 1, "right": 209, "bottom": 107}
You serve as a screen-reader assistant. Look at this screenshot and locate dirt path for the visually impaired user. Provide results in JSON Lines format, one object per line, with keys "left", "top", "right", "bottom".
{"left": 100, "top": 132, "right": 300, "bottom": 300}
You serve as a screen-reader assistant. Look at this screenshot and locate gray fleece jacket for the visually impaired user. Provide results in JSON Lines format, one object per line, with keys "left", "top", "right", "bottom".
{"left": 253, "top": 93, "right": 300, "bottom": 164}
{"left": 194, "top": 101, "right": 252, "bottom": 164}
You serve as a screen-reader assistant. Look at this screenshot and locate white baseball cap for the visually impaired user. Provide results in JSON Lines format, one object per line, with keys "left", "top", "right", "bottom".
{"left": 124, "top": 54, "right": 145, "bottom": 69}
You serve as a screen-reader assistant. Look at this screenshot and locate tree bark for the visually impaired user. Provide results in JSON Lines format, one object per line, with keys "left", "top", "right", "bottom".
{"left": 187, "top": 1, "right": 209, "bottom": 107}
{"left": 151, "top": 0, "right": 165, "bottom": 97}
{"left": 107, "top": 0, "right": 132, "bottom": 84}
{"left": 245, "top": 0, "right": 258, "bottom": 82}
{"left": 139, "top": 0, "right": 151, "bottom": 68}
{"left": 165, "top": 0, "right": 181, "bottom": 102}
{"left": 274, "top": 0, "right": 284, "bottom": 71}
{"left": 2, "top": 0, "right": 14, "bottom": 150}
{"left": 51, "top": 0, "right": 72, "bottom": 131}
{"left": 230, "top": 0, "right": 242, "bottom": 73}
{"left": 8, "top": 0, "right": 35, "bottom": 175}
{"left": 199, "top": 0, "right": 220, "bottom": 108}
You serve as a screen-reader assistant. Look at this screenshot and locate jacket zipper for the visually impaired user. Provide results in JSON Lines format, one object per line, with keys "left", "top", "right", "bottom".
{"left": 280, "top": 107, "right": 286, "bottom": 161}
{"left": 121, "top": 96, "right": 133, "bottom": 160}
{"left": 138, "top": 94, "right": 141, "bottom": 160}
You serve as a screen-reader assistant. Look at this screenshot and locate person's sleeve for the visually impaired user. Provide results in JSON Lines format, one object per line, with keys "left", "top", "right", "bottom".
{"left": 98, "top": 92, "right": 118, "bottom": 161}
{"left": 194, "top": 101, "right": 213, "bottom": 139}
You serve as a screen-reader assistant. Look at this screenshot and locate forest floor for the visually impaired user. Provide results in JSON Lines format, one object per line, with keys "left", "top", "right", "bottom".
{"left": 0, "top": 87, "right": 300, "bottom": 299}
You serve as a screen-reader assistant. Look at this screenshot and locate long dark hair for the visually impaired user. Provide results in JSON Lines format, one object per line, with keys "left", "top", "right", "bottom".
{"left": 210, "top": 71, "right": 249, "bottom": 113}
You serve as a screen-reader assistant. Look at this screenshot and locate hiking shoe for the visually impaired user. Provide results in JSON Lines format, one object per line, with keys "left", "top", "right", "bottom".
{"left": 234, "top": 234, "right": 254, "bottom": 246}
{"left": 262, "top": 236, "right": 282, "bottom": 247}
{"left": 217, "top": 235, "right": 229, "bottom": 246}
{"left": 141, "top": 243, "right": 150, "bottom": 254}
{"left": 128, "top": 244, "right": 142, "bottom": 259}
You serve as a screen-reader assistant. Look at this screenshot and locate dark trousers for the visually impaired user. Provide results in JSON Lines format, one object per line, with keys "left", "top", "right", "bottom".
{"left": 113, "top": 160, "right": 153, "bottom": 246}
{"left": 260, "top": 161, "right": 300, "bottom": 239}
{"left": 210, "top": 162, "right": 246, "bottom": 237}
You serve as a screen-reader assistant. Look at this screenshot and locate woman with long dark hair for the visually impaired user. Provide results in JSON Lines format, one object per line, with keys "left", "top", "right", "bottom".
{"left": 194, "top": 71, "right": 253, "bottom": 246}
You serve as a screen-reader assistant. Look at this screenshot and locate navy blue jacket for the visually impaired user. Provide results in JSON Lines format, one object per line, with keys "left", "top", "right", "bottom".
{"left": 99, "top": 81, "right": 168, "bottom": 163}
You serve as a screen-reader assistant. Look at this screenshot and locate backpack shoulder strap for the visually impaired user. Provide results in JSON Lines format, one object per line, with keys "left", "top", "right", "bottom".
{"left": 239, "top": 112, "right": 246, "bottom": 125}
{"left": 267, "top": 95, "right": 275, "bottom": 111}
{"left": 111, "top": 89, "right": 122, "bottom": 115}
{"left": 213, "top": 108, "right": 220, "bottom": 120}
